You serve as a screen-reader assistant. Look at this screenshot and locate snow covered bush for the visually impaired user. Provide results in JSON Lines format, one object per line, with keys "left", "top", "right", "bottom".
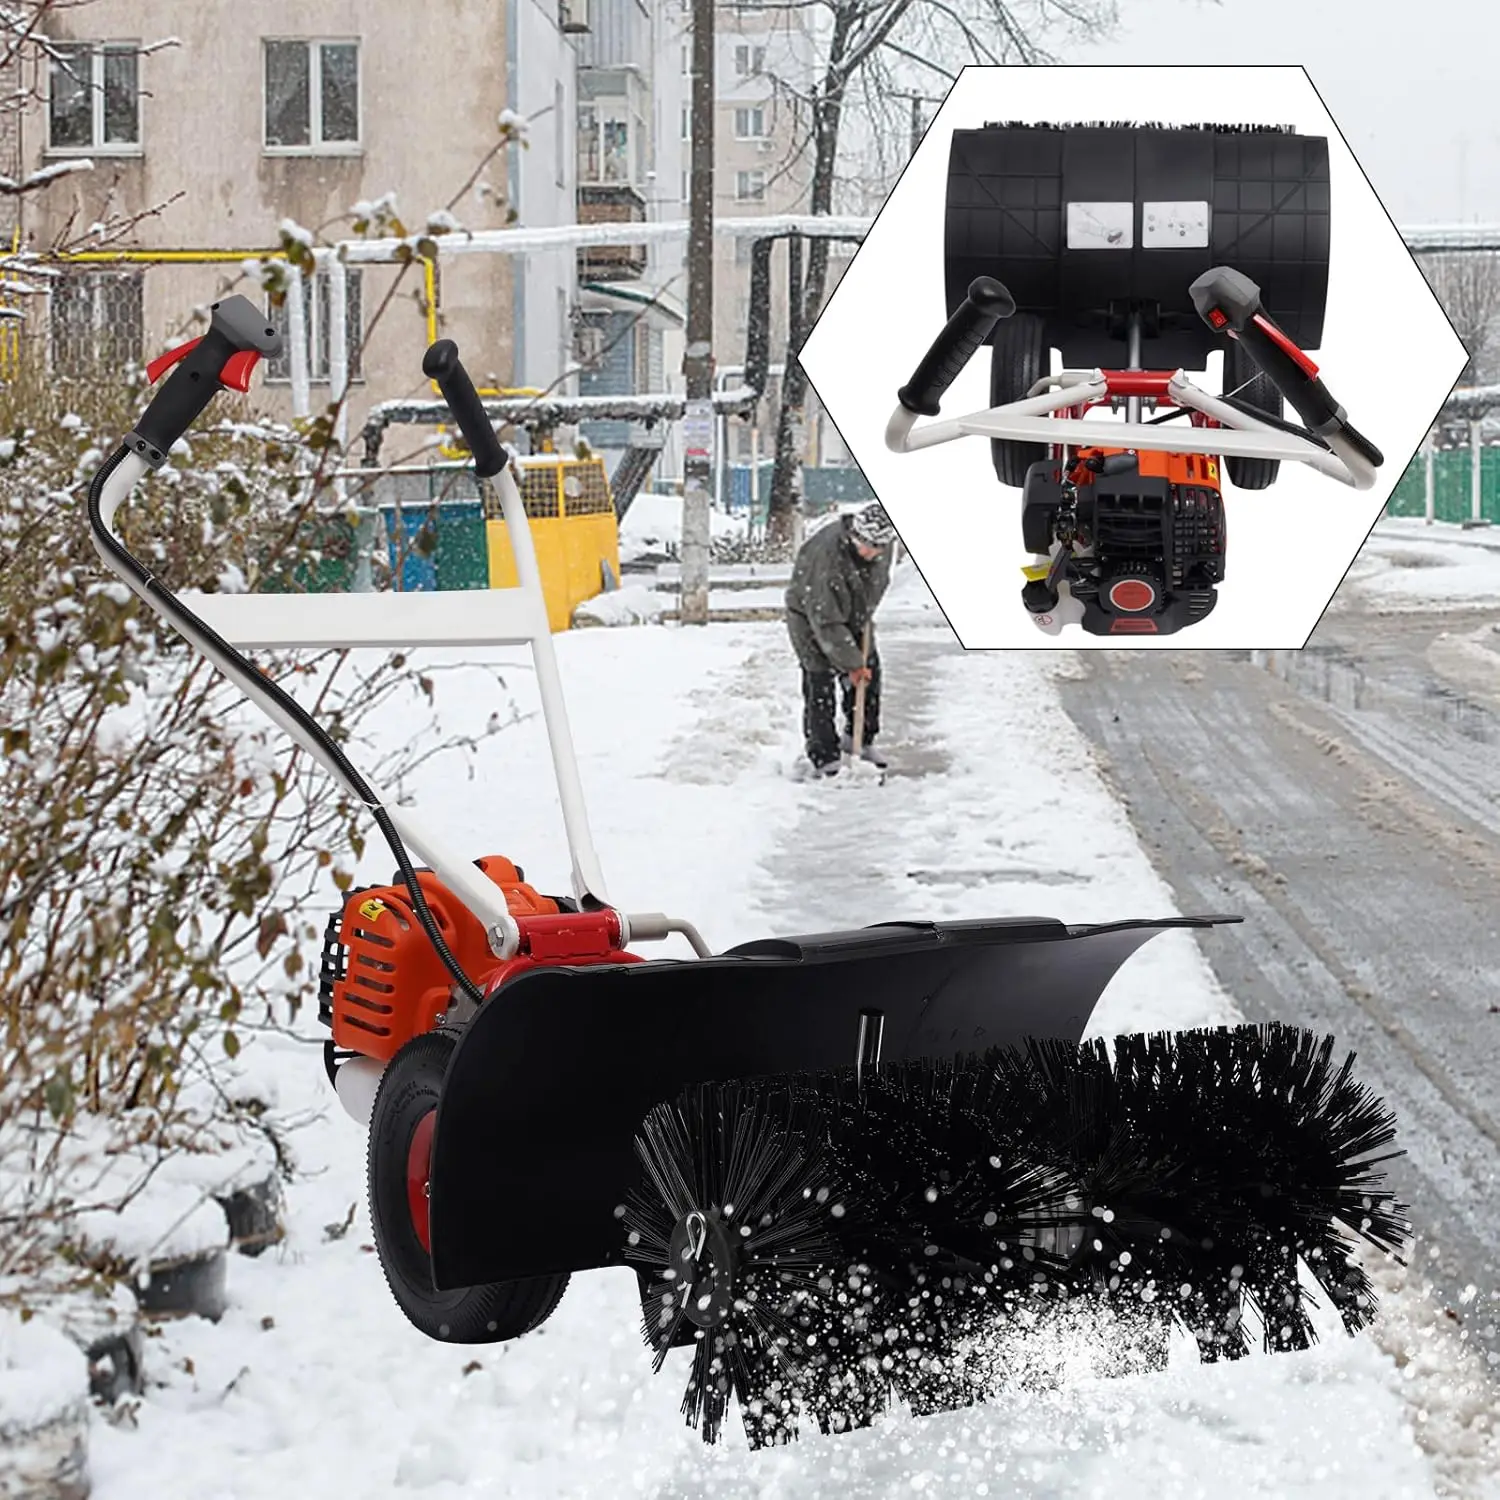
{"left": 0, "top": 368, "right": 503, "bottom": 1298}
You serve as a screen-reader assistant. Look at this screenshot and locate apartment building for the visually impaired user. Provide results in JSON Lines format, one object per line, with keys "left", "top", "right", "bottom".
{"left": 573, "top": 0, "right": 686, "bottom": 453}
{"left": 12, "top": 2, "right": 583, "bottom": 436}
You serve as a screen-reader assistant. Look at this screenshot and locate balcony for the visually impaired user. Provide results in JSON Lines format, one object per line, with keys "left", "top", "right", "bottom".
{"left": 576, "top": 183, "right": 647, "bottom": 282}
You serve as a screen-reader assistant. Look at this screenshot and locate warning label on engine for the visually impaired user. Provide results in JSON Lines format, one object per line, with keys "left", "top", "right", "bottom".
{"left": 358, "top": 898, "right": 387, "bottom": 921}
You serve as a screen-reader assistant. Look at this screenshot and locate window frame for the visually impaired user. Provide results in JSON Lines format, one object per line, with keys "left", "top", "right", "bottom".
{"left": 49, "top": 268, "right": 144, "bottom": 376}
{"left": 46, "top": 41, "right": 142, "bottom": 156}
{"left": 733, "top": 44, "right": 765, "bottom": 78}
{"left": 733, "top": 106, "right": 766, "bottom": 140}
{"left": 735, "top": 168, "right": 766, "bottom": 203}
{"left": 263, "top": 267, "right": 365, "bottom": 386}
{"left": 262, "top": 37, "right": 363, "bottom": 156}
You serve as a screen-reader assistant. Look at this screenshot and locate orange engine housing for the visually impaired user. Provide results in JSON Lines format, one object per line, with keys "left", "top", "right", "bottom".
{"left": 324, "top": 855, "right": 561, "bottom": 1061}
{"left": 1073, "top": 445, "right": 1222, "bottom": 491}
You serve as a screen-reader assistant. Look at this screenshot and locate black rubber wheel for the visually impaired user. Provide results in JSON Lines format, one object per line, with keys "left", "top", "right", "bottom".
{"left": 368, "top": 1029, "right": 570, "bottom": 1343}
{"left": 989, "top": 314, "right": 1049, "bottom": 488}
{"left": 1222, "top": 337, "right": 1282, "bottom": 491}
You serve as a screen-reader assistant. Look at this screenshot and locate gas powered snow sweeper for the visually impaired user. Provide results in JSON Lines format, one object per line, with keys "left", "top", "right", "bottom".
{"left": 88, "top": 296, "right": 1409, "bottom": 1447}
{"left": 888, "top": 121, "right": 1385, "bottom": 636}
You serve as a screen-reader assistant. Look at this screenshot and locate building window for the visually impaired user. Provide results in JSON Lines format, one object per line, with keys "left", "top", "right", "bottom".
{"left": 680, "top": 104, "right": 690, "bottom": 141}
{"left": 734, "top": 107, "right": 765, "bottom": 140}
{"left": 680, "top": 168, "right": 690, "bottom": 204}
{"left": 578, "top": 101, "right": 636, "bottom": 185}
{"left": 264, "top": 39, "right": 360, "bottom": 151}
{"left": 734, "top": 45, "right": 765, "bottom": 77}
{"left": 264, "top": 269, "right": 364, "bottom": 384}
{"left": 555, "top": 80, "right": 567, "bottom": 188}
{"left": 681, "top": 42, "right": 691, "bottom": 75}
{"left": 735, "top": 169, "right": 766, "bottom": 202}
{"left": 51, "top": 270, "right": 143, "bottom": 376}
{"left": 48, "top": 43, "right": 139, "bottom": 152}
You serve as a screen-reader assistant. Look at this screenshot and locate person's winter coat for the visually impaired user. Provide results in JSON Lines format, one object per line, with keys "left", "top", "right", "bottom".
{"left": 784, "top": 516, "right": 892, "bottom": 674}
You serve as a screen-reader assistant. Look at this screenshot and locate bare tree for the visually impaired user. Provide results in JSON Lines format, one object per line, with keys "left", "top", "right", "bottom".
{"left": 758, "top": 0, "right": 1121, "bottom": 545}
{"left": 1421, "top": 252, "right": 1500, "bottom": 387}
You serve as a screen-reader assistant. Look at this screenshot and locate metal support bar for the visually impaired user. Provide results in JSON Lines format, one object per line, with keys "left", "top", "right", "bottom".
{"left": 1472, "top": 417, "right": 1483, "bottom": 523}
{"left": 885, "top": 371, "right": 1378, "bottom": 490}
{"left": 286, "top": 269, "right": 310, "bottom": 420}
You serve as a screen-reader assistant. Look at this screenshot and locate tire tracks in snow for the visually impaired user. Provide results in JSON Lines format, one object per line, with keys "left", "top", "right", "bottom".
{"left": 1056, "top": 633, "right": 1500, "bottom": 1494}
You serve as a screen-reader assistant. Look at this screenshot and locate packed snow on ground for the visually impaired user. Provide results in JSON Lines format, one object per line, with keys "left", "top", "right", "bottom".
{"left": 0, "top": 1306, "right": 89, "bottom": 1436}
{"left": 572, "top": 582, "right": 668, "bottom": 627}
{"left": 74, "top": 565, "right": 1486, "bottom": 1499}
{"left": 1346, "top": 521, "right": 1500, "bottom": 608}
{"left": 617, "top": 491, "right": 748, "bottom": 563}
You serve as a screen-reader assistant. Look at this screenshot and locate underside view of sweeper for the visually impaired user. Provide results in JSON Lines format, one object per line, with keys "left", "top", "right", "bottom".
{"left": 86, "top": 294, "right": 1410, "bottom": 1449}
{"left": 888, "top": 121, "right": 1385, "bottom": 636}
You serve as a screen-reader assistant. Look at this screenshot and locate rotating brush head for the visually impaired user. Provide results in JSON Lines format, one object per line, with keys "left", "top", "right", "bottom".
{"left": 621, "top": 1081, "right": 865, "bottom": 1447}
{"left": 625, "top": 1026, "right": 1409, "bottom": 1445}
{"left": 1117, "top": 1024, "right": 1410, "bottom": 1345}
{"left": 789, "top": 1057, "right": 1087, "bottom": 1421}
{"left": 996, "top": 1025, "right": 1410, "bottom": 1361}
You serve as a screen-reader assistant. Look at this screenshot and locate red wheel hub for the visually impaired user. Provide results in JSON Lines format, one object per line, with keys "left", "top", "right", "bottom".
{"left": 406, "top": 1108, "right": 436, "bottom": 1254}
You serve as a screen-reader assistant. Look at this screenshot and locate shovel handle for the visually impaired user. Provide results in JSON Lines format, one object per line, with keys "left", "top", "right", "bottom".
{"left": 851, "top": 621, "right": 872, "bottom": 759}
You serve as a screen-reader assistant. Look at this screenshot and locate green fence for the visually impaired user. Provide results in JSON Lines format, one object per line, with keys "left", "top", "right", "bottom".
{"left": 1384, "top": 446, "right": 1500, "bottom": 524}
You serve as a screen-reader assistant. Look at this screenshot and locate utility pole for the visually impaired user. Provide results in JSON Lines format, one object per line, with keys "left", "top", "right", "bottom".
{"left": 679, "top": 0, "right": 716, "bottom": 625}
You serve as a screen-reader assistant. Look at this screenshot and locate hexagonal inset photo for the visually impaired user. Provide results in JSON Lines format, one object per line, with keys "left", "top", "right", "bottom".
{"left": 800, "top": 65, "right": 1469, "bottom": 647}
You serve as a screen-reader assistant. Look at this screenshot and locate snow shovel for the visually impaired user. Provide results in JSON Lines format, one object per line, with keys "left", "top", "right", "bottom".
{"left": 843, "top": 620, "right": 884, "bottom": 781}
{"left": 81, "top": 299, "right": 1408, "bottom": 1446}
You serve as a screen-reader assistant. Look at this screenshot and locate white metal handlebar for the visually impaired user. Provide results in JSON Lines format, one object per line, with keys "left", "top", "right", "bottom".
{"left": 97, "top": 449, "right": 716, "bottom": 962}
{"left": 885, "top": 370, "right": 1379, "bottom": 491}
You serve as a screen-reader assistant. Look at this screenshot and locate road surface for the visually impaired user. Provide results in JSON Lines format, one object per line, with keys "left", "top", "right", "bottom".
{"left": 1058, "top": 592, "right": 1500, "bottom": 1373}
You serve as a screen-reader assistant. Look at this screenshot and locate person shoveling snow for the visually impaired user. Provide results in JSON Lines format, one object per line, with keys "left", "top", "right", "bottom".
{"left": 785, "top": 501, "right": 896, "bottom": 777}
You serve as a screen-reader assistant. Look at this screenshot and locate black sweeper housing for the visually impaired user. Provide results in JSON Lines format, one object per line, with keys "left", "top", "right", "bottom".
{"left": 944, "top": 120, "right": 1330, "bottom": 377}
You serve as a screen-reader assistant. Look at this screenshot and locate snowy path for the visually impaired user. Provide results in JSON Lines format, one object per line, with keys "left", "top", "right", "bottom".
{"left": 83, "top": 572, "right": 1450, "bottom": 1499}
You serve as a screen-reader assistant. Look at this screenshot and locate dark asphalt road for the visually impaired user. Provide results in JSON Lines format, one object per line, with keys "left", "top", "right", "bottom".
{"left": 1057, "top": 601, "right": 1500, "bottom": 1376}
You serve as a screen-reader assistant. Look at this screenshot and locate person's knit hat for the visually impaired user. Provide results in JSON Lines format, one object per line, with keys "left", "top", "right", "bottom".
{"left": 849, "top": 502, "right": 896, "bottom": 548}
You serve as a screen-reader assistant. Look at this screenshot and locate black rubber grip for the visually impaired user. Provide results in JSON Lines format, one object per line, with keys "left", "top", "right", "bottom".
{"left": 1335, "top": 420, "right": 1384, "bottom": 470}
{"left": 422, "top": 339, "right": 507, "bottom": 478}
{"left": 898, "top": 277, "right": 1015, "bottom": 417}
{"left": 133, "top": 296, "right": 282, "bottom": 459}
{"left": 1190, "top": 266, "right": 1344, "bottom": 436}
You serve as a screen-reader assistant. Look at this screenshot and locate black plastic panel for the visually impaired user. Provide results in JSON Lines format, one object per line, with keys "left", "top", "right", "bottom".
{"left": 945, "top": 124, "right": 1330, "bottom": 371}
{"left": 426, "top": 913, "right": 1238, "bottom": 1289}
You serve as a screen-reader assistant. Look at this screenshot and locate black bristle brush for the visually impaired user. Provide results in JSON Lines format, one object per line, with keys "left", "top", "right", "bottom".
{"left": 621, "top": 1081, "right": 856, "bottom": 1446}
{"left": 981, "top": 120, "right": 1298, "bottom": 134}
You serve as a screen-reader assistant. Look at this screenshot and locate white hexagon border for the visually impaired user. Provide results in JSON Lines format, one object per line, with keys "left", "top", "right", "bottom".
{"left": 800, "top": 65, "right": 1469, "bottom": 650}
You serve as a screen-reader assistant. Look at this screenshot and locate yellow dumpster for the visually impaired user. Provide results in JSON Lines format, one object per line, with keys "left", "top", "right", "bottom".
{"left": 486, "top": 457, "right": 622, "bottom": 632}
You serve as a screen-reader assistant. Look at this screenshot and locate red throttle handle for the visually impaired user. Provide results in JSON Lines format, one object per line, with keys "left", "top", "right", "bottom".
{"left": 129, "top": 295, "right": 283, "bottom": 466}
{"left": 1190, "top": 266, "right": 1382, "bottom": 470}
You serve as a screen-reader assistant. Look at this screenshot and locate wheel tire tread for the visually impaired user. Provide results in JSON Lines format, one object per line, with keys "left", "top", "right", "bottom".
{"left": 367, "top": 1029, "right": 569, "bottom": 1344}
